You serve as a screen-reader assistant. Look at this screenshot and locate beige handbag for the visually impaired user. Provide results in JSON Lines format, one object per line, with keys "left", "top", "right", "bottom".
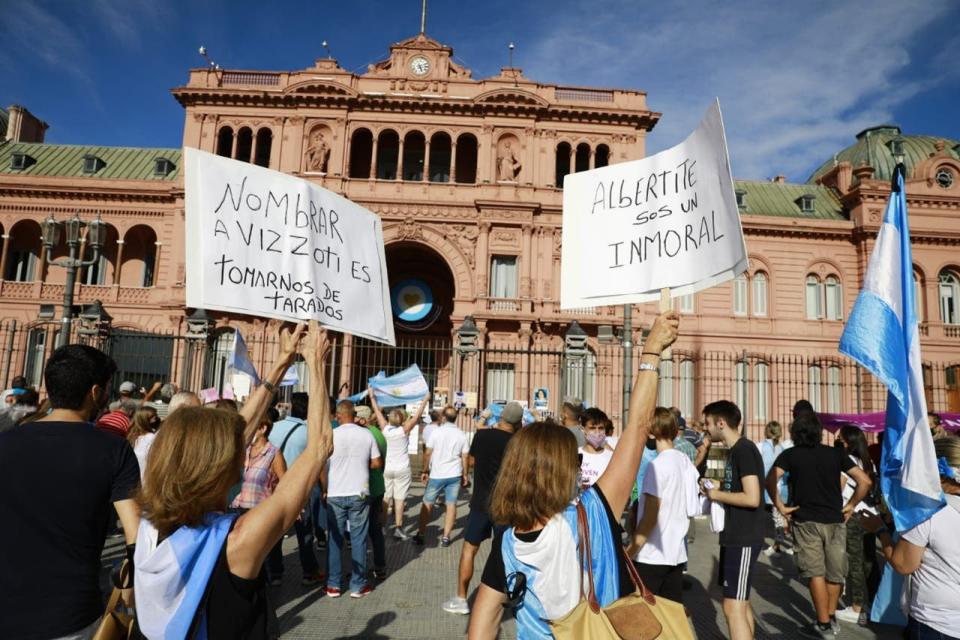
{"left": 92, "top": 587, "right": 135, "bottom": 640}
{"left": 549, "top": 503, "right": 694, "bottom": 640}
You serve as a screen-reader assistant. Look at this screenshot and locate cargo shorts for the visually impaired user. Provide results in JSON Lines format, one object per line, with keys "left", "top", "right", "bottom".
{"left": 792, "top": 520, "right": 847, "bottom": 583}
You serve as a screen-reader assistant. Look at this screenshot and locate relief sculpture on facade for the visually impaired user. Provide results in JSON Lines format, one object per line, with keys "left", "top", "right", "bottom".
{"left": 497, "top": 140, "right": 521, "bottom": 182}
{"left": 305, "top": 129, "right": 331, "bottom": 173}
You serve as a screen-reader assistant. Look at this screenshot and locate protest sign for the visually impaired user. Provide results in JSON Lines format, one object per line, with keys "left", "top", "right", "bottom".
{"left": 533, "top": 387, "right": 549, "bottom": 411}
{"left": 560, "top": 100, "right": 747, "bottom": 308}
{"left": 184, "top": 147, "right": 395, "bottom": 345}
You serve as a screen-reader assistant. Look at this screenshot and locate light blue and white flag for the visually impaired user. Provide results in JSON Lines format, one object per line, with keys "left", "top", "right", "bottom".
{"left": 227, "top": 330, "right": 260, "bottom": 385}
{"left": 839, "top": 171, "right": 944, "bottom": 532}
{"left": 367, "top": 365, "right": 428, "bottom": 407}
{"left": 279, "top": 364, "right": 299, "bottom": 387}
{"left": 134, "top": 513, "right": 237, "bottom": 639}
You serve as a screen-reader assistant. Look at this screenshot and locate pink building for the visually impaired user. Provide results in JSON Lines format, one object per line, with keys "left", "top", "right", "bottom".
{"left": 0, "top": 33, "right": 958, "bottom": 439}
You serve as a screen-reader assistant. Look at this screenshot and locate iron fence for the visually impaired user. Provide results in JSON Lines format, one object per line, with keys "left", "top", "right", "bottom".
{"left": 2, "top": 319, "right": 957, "bottom": 442}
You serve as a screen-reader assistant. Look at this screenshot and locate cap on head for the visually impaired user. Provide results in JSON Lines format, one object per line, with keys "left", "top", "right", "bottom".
{"left": 119, "top": 381, "right": 137, "bottom": 394}
{"left": 501, "top": 401, "right": 524, "bottom": 426}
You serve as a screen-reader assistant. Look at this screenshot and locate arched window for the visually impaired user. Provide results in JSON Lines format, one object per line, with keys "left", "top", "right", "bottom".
{"left": 81, "top": 224, "right": 119, "bottom": 285}
{"left": 376, "top": 130, "right": 399, "bottom": 180}
{"left": 914, "top": 270, "right": 924, "bottom": 321}
{"left": 402, "top": 131, "right": 425, "bottom": 181}
{"left": 733, "top": 274, "right": 747, "bottom": 316}
{"left": 595, "top": 144, "right": 610, "bottom": 169}
{"left": 675, "top": 293, "right": 694, "bottom": 314}
{"left": 752, "top": 272, "right": 768, "bottom": 317}
{"left": 5, "top": 220, "right": 42, "bottom": 282}
{"left": 679, "top": 360, "right": 695, "bottom": 417}
{"left": 428, "top": 132, "right": 451, "bottom": 183}
{"left": 555, "top": 142, "right": 572, "bottom": 188}
{"left": 235, "top": 127, "right": 253, "bottom": 163}
{"left": 827, "top": 365, "right": 842, "bottom": 412}
{"left": 807, "top": 365, "right": 823, "bottom": 411}
{"left": 754, "top": 362, "right": 769, "bottom": 421}
{"left": 253, "top": 128, "right": 272, "bottom": 167}
{"left": 806, "top": 275, "right": 822, "bottom": 319}
{"left": 216, "top": 126, "right": 233, "bottom": 157}
{"left": 120, "top": 225, "right": 158, "bottom": 287}
{"left": 940, "top": 270, "right": 960, "bottom": 324}
{"left": 658, "top": 358, "right": 674, "bottom": 407}
{"left": 825, "top": 275, "right": 843, "bottom": 320}
{"left": 348, "top": 128, "right": 373, "bottom": 179}
{"left": 204, "top": 329, "right": 235, "bottom": 390}
{"left": 575, "top": 143, "right": 590, "bottom": 173}
{"left": 455, "top": 133, "right": 478, "bottom": 184}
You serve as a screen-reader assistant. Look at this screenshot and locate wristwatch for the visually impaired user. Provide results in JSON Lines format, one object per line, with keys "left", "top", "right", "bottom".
{"left": 262, "top": 380, "right": 277, "bottom": 393}
{"left": 638, "top": 362, "right": 658, "bottom": 372}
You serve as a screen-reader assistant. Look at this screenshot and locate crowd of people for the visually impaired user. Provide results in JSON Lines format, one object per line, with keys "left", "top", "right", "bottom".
{"left": 1, "top": 311, "right": 958, "bottom": 639}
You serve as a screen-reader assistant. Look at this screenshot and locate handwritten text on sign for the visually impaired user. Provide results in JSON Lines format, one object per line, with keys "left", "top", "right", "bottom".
{"left": 184, "top": 148, "right": 395, "bottom": 345}
{"left": 560, "top": 100, "right": 747, "bottom": 308}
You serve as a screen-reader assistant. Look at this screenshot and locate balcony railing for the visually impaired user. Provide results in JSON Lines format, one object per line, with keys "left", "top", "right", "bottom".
{"left": 555, "top": 87, "right": 615, "bottom": 103}
{"left": 222, "top": 71, "right": 281, "bottom": 87}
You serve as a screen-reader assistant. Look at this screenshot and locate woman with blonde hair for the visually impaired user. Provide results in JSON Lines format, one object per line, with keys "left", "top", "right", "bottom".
{"left": 468, "top": 312, "right": 679, "bottom": 639}
{"left": 133, "top": 323, "right": 333, "bottom": 639}
{"left": 758, "top": 420, "right": 792, "bottom": 556}
{"left": 127, "top": 405, "right": 160, "bottom": 480}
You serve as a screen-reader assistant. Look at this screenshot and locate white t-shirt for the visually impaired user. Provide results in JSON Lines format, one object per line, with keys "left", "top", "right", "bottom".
{"left": 326, "top": 423, "right": 380, "bottom": 498}
{"left": 133, "top": 433, "right": 157, "bottom": 480}
{"left": 841, "top": 455, "right": 878, "bottom": 515}
{"left": 425, "top": 423, "right": 468, "bottom": 479}
{"left": 421, "top": 423, "right": 437, "bottom": 450}
{"left": 578, "top": 447, "right": 614, "bottom": 487}
{"left": 901, "top": 497, "right": 960, "bottom": 635}
{"left": 383, "top": 424, "right": 411, "bottom": 471}
{"left": 634, "top": 449, "right": 701, "bottom": 566}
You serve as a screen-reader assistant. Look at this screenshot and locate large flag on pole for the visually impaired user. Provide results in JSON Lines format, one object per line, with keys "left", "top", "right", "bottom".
{"left": 227, "top": 331, "right": 260, "bottom": 386}
{"left": 839, "top": 170, "right": 944, "bottom": 532}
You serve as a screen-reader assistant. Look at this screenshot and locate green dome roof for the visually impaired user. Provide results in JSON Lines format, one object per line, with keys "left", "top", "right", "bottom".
{"left": 807, "top": 125, "right": 960, "bottom": 184}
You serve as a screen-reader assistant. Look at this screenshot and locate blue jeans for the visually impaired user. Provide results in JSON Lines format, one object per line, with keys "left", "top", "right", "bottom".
{"left": 368, "top": 494, "right": 386, "bottom": 571}
{"left": 309, "top": 483, "right": 326, "bottom": 540}
{"left": 423, "top": 476, "right": 461, "bottom": 505}
{"left": 908, "top": 618, "right": 960, "bottom": 640}
{"left": 326, "top": 495, "right": 370, "bottom": 591}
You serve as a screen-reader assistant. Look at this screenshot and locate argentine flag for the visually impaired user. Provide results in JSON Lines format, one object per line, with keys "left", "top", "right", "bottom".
{"left": 839, "top": 171, "right": 944, "bottom": 532}
{"left": 227, "top": 330, "right": 260, "bottom": 385}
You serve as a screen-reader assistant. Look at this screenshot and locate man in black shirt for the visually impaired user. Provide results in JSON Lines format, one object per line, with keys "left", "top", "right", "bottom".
{"left": 441, "top": 401, "right": 521, "bottom": 615}
{"left": 699, "top": 400, "right": 765, "bottom": 640}
{"left": 0, "top": 345, "right": 141, "bottom": 639}
{"left": 768, "top": 412, "right": 872, "bottom": 638}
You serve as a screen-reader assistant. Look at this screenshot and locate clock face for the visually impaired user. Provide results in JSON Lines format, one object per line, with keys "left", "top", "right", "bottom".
{"left": 409, "top": 56, "right": 431, "bottom": 76}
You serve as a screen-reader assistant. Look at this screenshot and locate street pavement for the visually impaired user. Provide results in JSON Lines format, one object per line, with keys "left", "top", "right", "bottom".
{"left": 102, "top": 486, "right": 905, "bottom": 639}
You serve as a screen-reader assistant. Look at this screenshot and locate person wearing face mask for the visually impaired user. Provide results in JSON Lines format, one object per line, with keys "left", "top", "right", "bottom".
{"left": 0, "top": 345, "right": 141, "bottom": 640}
{"left": 578, "top": 407, "right": 615, "bottom": 487}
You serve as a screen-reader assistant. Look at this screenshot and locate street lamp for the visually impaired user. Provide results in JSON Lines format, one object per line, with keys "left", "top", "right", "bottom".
{"left": 455, "top": 316, "right": 480, "bottom": 355}
{"left": 42, "top": 212, "right": 106, "bottom": 348}
{"left": 78, "top": 300, "right": 113, "bottom": 337}
{"left": 185, "top": 308, "right": 215, "bottom": 340}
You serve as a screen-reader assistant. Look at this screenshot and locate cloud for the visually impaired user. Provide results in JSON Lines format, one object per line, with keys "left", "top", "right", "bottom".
{"left": 521, "top": 0, "right": 956, "bottom": 181}
{"left": 0, "top": 3, "right": 91, "bottom": 84}
{"left": 90, "top": 0, "right": 170, "bottom": 47}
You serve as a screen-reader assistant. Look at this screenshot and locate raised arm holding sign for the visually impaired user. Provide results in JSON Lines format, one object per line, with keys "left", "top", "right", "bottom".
{"left": 184, "top": 147, "right": 395, "bottom": 345}
{"left": 561, "top": 100, "right": 747, "bottom": 309}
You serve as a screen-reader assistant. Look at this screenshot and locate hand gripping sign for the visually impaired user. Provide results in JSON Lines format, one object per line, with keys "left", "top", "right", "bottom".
{"left": 561, "top": 100, "right": 747, "bottom": 309}
{"left": 185, "top": 147, "right": 396, "bottom": 345}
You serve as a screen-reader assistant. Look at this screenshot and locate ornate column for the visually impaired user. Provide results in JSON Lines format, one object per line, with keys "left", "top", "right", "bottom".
{"left": 250, "top": 134, "right": 259, "bottom": 166}
{"left": 113, "top": 239, "right": 125, "bottom": 285}
{"left": 450, "top": 140, "right": 458, "bottom": 184}
{"left": 423, "top": 138, "right": 431, "bottom": 183}
{"left": 589, "top": 147, "right": 596, "bottom": 170}
{"left": 0, "top": 234, "right": 10, "bottom": 280}
{"left": 370, "top": 136, "right": 379, "bottom": 180}
{"left": 152, "top": 241, "right": 162, "bottom": 288}
{"left": 230, "top": 131, "right": 238, "bottom": 160}
{"left": 477, "top": 221, "right": 491, "bottom": 298}
{"left": 397, "top": 137, "right": 405, "bottom": 181}
{"left": 520, "top": 224, "right": 533, "bottom": 299}
{"left": 568, "top": 147, "right": 575, "bottom": 177}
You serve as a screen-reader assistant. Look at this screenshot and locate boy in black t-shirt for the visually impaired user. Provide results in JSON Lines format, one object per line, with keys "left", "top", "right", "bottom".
{"left": 699, "top": 400, "right": 765, "bottom": 640}
{"left": 767, "top": 412, "right": 872, "bottom": 638}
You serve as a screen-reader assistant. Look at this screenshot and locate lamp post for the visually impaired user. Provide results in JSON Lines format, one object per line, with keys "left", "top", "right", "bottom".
{"left": 78, "top": 300, "right": 113, "bottom": 339}
{"left": 453, "top": 316, "right": 480, "bottom": 406}
{"left": 564, "top": 320, "right": 588, "bottom": 403}
{"left": 41, "top": 212, "right": 106, "bottom": 348}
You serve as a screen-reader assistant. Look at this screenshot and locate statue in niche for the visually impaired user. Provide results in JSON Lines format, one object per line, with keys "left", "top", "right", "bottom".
{"left": 305, "top": 130, "right": 330, "bottom": 173}
{"left": 497, "top": 140, "right": 521, "bottom": 181}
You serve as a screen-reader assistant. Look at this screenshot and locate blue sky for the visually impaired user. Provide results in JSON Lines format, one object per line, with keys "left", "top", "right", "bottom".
{"left": 3, "top": 0, "right": 958, "bottom": 182}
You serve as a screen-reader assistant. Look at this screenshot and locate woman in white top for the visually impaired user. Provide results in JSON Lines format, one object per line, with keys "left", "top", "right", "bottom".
{"left": 578, "top": 407, "right": 615, "bottom": 487}
{"left": 127, "top": 405, "right": 160, "bottom": 481}
{"left": 835, "top": 425, "right": 878, "bottom": 626}
{"left": 758, "top": 421, "right": 793, "bottom": 556}
{"left": 371, "top": 391, "right": 429, "bottom": 539}
{"left": 627, "top": 407, "right": 700, "bottom": 603}
{"left": 861, "top": 437, "right": 960, "bottom": 640}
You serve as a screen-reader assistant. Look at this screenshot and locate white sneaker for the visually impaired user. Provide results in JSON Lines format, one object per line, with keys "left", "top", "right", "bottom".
{"left": 443, "top": 596, "right": 469, "bottom": 615}
{"left": 835, "top": 608, "right": 861, "bottom": 623}
{"left": 762, "top": 546, "right": 776, "bottom": 557}
{"left": 782, "top": 547, "right": 795, "bottom": 555}
{"left": 393, "top": 527, "right": 410, "bottom": 541}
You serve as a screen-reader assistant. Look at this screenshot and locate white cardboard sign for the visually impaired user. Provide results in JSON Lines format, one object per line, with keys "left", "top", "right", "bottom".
{"left": 561, "top": 100, "right": 747, "bottom": 308}
{"left": 185, "top": 148, "right": 395, "bottom": 345}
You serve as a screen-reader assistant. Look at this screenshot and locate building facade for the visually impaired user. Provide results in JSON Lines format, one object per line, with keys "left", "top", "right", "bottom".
{"left": 1, "top": 32, "right": 958, "bottom": 438}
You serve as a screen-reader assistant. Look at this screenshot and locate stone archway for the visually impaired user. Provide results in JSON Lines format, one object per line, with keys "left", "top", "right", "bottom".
{"left": 381, "top": 219, "right": 475, "bottom": 301}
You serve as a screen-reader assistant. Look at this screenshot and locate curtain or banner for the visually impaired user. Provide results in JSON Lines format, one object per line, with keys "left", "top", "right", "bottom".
{"left": 818, "top": 412, "right": 960, "bottom": 433}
